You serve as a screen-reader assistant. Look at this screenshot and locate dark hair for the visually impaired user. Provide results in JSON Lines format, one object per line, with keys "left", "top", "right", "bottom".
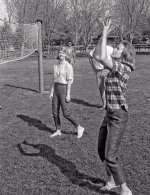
{"left": 121, "top": 40, "right": 136, "bottom": 64}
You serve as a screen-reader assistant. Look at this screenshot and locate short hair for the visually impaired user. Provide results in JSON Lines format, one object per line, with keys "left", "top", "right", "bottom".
{"left": 121, "top": 40, "right": 136, "bottom": 64}
{"left": 56, "top": 46, "right": 70, "bottom": 63}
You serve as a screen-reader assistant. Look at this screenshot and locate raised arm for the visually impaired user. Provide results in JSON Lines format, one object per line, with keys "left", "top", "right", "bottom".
{"left": 93, "top": 19, "right": 114, "bottom": 70}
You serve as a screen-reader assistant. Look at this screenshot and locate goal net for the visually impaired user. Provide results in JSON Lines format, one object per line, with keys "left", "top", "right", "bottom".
{"left": 0, "top": 21, "right": 38, "bottom": 64}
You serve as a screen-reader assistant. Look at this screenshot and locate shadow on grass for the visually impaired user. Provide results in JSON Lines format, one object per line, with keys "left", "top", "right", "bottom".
{"left": 71, "top": 98, "right": 102, "bottom": 108}
{"left": 4, "top": 84, "right": 38, "bottom": 93}
{"left": 17, "top": 114, "right": 77, "bottom": 135}
{"left": 17, "top": 141, "right": 118, "bottom": 195}
{"left": 17, "top": 114, "right": 54, "bottom": 133}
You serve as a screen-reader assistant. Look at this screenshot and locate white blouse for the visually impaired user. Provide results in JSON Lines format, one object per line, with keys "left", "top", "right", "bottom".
{"left": 90, "top": 45, "right": 113, "bottom": 70}
{"left": 53, "top": 61, "right": 73, "bottom": 84}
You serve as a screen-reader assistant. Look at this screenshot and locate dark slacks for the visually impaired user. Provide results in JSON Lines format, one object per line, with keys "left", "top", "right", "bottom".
{"left": 98, "top": 107, "right": 128, "bottom": 185}
{"left": 52, "top": 83, "right": 79, "bottom": 130}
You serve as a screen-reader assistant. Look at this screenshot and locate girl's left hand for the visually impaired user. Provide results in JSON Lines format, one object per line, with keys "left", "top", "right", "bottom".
{"left": 66, "top": 95, "right": 71, "bottom": 103}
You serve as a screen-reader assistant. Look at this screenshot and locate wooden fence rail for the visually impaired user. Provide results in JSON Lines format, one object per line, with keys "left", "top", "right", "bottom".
{"left": 133, "top": 44, "right": 150, "bottom": 53}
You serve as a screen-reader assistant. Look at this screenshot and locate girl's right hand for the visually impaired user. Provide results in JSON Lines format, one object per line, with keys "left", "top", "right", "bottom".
{"left": 49, "top": 93, "right": 53, "bottom": 101}
{"left": 65, "top": 95, "right": 71, "bottom": 103}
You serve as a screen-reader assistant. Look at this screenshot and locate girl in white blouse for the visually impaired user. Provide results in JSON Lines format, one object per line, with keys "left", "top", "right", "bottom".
{"left": 49, "top": 47, "right": 84, "bottom": 138}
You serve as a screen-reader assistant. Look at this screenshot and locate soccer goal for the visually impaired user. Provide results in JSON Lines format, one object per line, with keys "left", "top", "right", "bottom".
{"left": 0, "top": 19, "right": 44, "bottom": 93}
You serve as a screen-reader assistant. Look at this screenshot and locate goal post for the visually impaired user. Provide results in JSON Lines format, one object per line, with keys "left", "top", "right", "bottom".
{"left": 0, "top": 19, "right": 44, "bottom": 93}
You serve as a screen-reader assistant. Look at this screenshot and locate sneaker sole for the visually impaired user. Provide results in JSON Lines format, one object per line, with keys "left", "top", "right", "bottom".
{"left": 77, "top": 128, "right": 84, "bottom": 138}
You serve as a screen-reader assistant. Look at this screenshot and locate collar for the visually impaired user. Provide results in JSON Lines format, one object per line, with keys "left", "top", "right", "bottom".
{"left": 121, "top": 60, "right": 135, "bottom": 71}
{"left": 59, "top": 60, "right": 66, "bottom": 66}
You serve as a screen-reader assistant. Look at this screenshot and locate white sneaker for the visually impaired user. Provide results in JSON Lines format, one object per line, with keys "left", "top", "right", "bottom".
{"left": 77, "top": 126, "right": 84, "bottom": 138}
{"left": 50, "top": 130, "right": 61, "bottom": 138}
{"left": 121, "top": 189, "right": 132, "bottom": 195}
{"left": 101, "top": 181, "right": 119, "bottom": 190}
{"left": 127, "top": 189, "right": 132, "bottom": 195}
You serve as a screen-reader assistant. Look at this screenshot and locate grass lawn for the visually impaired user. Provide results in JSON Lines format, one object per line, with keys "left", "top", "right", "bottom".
{"left": 0, "top": 54, "right": 150, "bottom": 195}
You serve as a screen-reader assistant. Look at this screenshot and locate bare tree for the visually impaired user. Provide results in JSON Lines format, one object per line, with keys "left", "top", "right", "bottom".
{"left": 4, "top": 0, "right": 18, "bottom": 22}
{"left": 4, "top": 0, "right": 65, "bottom": 43}
{"left": 4, "top": 0, "right": 30, "bottom": 23}
{"left": 4, "top": 0, "right": 43, "bottom": 23}
{"left": 113, "top": 0, "right": 150, "bottom": 42}
{"left": 65, "top": 0, "right": 115, "bottom": 48}
{"left": 4, "top": 0, "right": 150, "bottom": 46}
{"left": 41, "top": 0, "right": 66, "bottom": 46}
